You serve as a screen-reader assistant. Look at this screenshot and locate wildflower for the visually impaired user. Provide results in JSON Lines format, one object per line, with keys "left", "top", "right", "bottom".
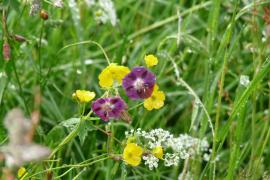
{"left": 143, "top": 154, "right": 159, "bottom": 170}
{"left": 168, "top": 134, "right": 209, "bottom": 159}
{"left": 122, "top": 66, "right": 156, "bottom": 99}
{"left": 124, "top": 128, "right": 209, "bottom": 168}
{"left": 30, "top": 0, "right": 41, "bottom": 16}
{"left": 164, "top": 153, "right": 180, "bottom": 166}
{"left": 92, "top": 96, "right": 127, "bottom": 121}
{"left": 144, "top": 54, "right": 158, "bottom": 67}
{"left": 93, "top": 0, "right": 117, "bottom": 26}
{"left": 72, "top": 90, "right": 96, "bottom": 103}
{"left": 240, "top": 75, "right": 250, "bottom": 87}
{"left": 54, "top": 0, "right": 63, "bottom": 8}
{"left": 18, "top": 167, "right": 27, "bottom": 179}
{"left": 123, "top": 143, "right": 143, "bottom": 166}
{"left": 98, "top": 63, "right": 130, "bottom": 88}
{"left": 126, "top": 128, "right": 173, "bottom": 149}
{"left": 152, "top": 146, "right": 163, "bottom": 159}
{"left": 144, "top": 85, "right": 165, "bottom": 111}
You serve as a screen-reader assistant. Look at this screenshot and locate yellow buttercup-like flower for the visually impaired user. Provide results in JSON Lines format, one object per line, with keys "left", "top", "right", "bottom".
{"left": 152, "top": 146, "right": 164, "bottom": 159}
{"left": 123, "top": 143, "right": 143, "bottom": 166}
{"left": 18, "top": 167, "right": 27, "bottom": 179}
{"left": 144, "top": 54, "right": 158, "bottom": 67}
{"left": 144, "top": 85, "right": 165, "bottom": 111}
{"left": 72, "top": 90, "right": 96, "bottom": 103}
{"left": 99, "top": 63, "right": 130, "bottom": 88}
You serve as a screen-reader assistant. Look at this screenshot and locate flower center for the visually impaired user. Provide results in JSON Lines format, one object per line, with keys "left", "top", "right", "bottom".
{"left": 101, "top": 102, "right": 114, "bottom": 112}
{"left": 134, "top": 78, "right": 144, "bottom": 90}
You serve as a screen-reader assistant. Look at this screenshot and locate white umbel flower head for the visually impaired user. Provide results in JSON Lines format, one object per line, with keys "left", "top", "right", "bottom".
{"left": 164, "top": 153, "right": 180, "bottom": 166}
{"left": 95, "top": 0, "right": 117, "bottom": 26}
{"left": 29, "top": 0, "right": 41, "bottom": 16}
{"left": 143, "top": 154, "right": 159, "bottom": 170}
{"left": 54, "top": 0, "right": 64, "bottom": 8}
{"left": 168, "top": 134, "right": 209, "bottom": 160}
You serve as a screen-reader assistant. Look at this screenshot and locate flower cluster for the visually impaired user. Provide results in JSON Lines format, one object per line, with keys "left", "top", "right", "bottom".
{"left": 72, "top": 54, "right": 165, "bottom": 122}
{"left": 123, "top": 128, "right": 209, "bottom": 170}
{"left": 85, "top": 0, "right": 118, "bottom": 26}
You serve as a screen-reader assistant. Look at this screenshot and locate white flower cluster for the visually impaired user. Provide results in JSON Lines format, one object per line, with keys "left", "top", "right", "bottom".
{"left": 125, "top": 128, "right": 210, "bottom": 170}
{"left": 168, "top": 134, "right": 209, "bottom": 160}
{"left": 136, "top": 128, "right": 173, "bottom": 148}
{"left": 164, "top": 153, "right": 180, "bottom": 166}
{"left": 143, "top": 154, "right": 159, "bottom": 170}
{"left": 29, "top": 0, "right": 41, "bottom": 16}
{"left": 54, "top": 0, "right": 64, "bottom": 8}
{"left": 85, "top": 0, "right": 117, "bottom": 26}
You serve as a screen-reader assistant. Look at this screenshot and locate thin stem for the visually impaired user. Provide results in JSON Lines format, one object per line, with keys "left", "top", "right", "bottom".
{"left": 57, "top": 40, "right": 111, "bottom": 65}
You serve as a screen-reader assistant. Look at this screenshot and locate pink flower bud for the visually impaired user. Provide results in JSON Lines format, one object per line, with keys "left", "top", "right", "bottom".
{"left": 3, "top": 42, "right": 10, "bottom": 61}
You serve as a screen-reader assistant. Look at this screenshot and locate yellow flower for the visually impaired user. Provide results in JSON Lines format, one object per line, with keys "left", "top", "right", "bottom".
{"left": 144, "top": 85, "right": 165, "bottom": 111}
{"left": 152, "top": 146, "right": 163, "bottom": 159}
{"left": 72, "top": 90, "right": 96, "bottom": 103}
{"left": 18, "top": 167, "right": 27, "bottom": 179}
{"left": 144, "top": 54, "right": 158, "bottom": 67}
{"left": 99, "top": 63, "right": 130, "bottom": 88}
{"left": 123, "top": 143, "right": 143, "bottom": 166}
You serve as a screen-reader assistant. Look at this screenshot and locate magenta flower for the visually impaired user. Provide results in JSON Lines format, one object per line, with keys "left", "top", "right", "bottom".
{"left": 122, "top": 66, "right": 156, "bottom": 99}
{"left": 92, "top": 97, "right": 127, "bottom": 122}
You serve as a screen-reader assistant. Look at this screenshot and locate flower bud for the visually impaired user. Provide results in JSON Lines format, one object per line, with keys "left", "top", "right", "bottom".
{"left": 14, "top": 34, "right": 27, "bottom": 42}
{"left": 2, "top": 41, "right": 10, "bottom": 61}
{"left": 40, "top": 10, "right": 49, "bottom": 20}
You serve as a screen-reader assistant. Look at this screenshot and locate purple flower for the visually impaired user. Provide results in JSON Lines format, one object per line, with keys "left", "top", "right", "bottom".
{"left": 92, "top": 97, "right": 127, "bottom": 122}
{"left": 122, "top": 66, "right": 156, "bottom": 99}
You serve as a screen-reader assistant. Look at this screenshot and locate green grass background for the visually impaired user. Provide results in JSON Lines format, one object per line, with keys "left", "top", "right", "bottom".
{"left": 1, "top": 0, "right": 270, "bottom": 179}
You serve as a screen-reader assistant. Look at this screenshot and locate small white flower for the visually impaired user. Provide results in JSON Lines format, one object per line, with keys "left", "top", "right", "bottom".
{"left": 164, "top": 153, "right": 180, "bottom": 166}
{"left": 86, "top": 0, "right": 118, "bottom": 26}
{"left": 240, "top": 75, "right": 250, "bottom": 87}
{"left": 143, "top": 154, "right": 159, "bottom": 170}
{"left": 54, "top": 0, "right": 63, "bottom": 8}
{"left": 167, "top": 134, "right": 209, "bottom": 160}
{"left": 30, "top": 0, "right": 41, "bottom": 16}
{"left": 203, "top": 153, "right": 210, "bottom": 161}
{"left": 85, "top": 0, "right": 95, "bottom": 7}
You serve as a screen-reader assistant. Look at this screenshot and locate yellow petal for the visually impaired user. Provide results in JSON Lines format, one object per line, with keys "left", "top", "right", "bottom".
{"left": 99, "top": 68, "right": 114, "bottom": 88}
{"left": 123, "top": 143, "right": 143, "bottom": 166}
{"left": 144, "top": 54, "right": 158, "bottom": 67}
{"left": 74, "top": 90, "right": 96, "bottom": 103}
{"left": 152, "top": 146, "right": 164, "bottom": 159}
{"left": 99, "top": 64, "right": 130, "bottom": 87}
{"left": 144, "top": 98, "right": 154, "bottom": 111}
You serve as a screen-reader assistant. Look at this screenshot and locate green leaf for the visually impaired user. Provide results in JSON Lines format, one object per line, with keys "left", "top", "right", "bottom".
{"left": 46, "top": 126, "right": 66, "bottom": 148}
{"left": 78, "top": 120, "right": 95, "bottom": 145}
{"left": 60, "top": 118, "right": 80, "bottom": 130}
